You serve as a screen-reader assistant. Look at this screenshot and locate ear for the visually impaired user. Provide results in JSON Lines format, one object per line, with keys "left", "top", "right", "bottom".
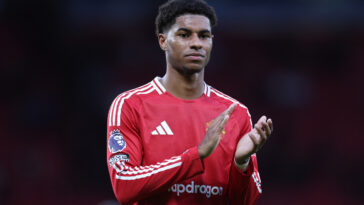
{"left": 158, "top": 33, "right": 168, "bottom": 51}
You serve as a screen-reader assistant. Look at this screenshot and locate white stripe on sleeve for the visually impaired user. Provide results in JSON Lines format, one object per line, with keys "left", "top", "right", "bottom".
{"left": 111, "top": 94, "right": 126, "bottom": 126}
{"left": 137, "top": 88, "right": 155, "bottom": 95}
{"left": 116, "top": 162, "right": 182, "bottom": 180}
{"left": 108, "top": 96, "right": 118, "bottom": 126}
{"left": 116, "top": 84, "right": 153, "bottom": 126}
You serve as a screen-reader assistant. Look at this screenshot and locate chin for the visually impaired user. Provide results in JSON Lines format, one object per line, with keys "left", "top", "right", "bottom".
{"left": 180, "top": 65, "right": 204, "bottom": 75}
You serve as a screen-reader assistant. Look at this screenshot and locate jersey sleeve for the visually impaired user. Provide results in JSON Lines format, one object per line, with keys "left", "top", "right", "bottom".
{"left": 227, "top": 106, "right": 262, "bottom": 205}
{"left": 106, "top": 94, "right": 204, "bottom": 204}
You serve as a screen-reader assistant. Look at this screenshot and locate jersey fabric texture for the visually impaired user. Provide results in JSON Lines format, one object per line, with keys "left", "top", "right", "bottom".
{"left": 106, "top": 77, "right": 262, "bottom": 205}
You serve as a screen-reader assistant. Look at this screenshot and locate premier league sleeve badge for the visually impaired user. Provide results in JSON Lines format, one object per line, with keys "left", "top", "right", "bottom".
{"left": 108, "top": 129, "right": 127, "bottom": 153}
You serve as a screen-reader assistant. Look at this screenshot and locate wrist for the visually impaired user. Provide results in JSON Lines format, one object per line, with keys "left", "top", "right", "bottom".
{"left": 235, "top": 156, "right": 250, "bottom": 165}
{"left": 197, "top": 145, "right": 206, "bottom": 159}
{"left": 234, "top": 157, "right": 250, "bottom": 171}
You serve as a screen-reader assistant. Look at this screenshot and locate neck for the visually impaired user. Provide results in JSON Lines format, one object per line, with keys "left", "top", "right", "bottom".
{"left": 160, "top": 65, "right": 205, "bottom": 100}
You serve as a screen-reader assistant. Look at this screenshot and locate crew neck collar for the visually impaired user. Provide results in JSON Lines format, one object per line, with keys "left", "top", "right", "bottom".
{"left": 152, "top": 76, "right": 211, "bottom": 98}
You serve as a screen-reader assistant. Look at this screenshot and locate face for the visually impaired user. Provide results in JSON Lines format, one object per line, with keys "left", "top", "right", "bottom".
{"left": 159, "top": 14, "right": 213, "bottom": 74}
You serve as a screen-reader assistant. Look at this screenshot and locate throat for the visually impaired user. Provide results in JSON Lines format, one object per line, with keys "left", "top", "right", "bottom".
{"left": 176, "top": 83, "right": 204, "bottom": 100}
{"left": 159, "top": 71, "right": 205, "bottom": 100}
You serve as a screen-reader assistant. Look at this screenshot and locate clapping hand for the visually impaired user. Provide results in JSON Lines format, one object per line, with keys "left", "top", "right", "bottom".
{"left": 234, "top": 116, "right": 273, "bottom": 165}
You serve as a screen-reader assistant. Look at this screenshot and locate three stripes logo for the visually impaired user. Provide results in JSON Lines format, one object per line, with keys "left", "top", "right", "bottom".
{"left": 151, "top": 121, "right": 174, "bottom": 135}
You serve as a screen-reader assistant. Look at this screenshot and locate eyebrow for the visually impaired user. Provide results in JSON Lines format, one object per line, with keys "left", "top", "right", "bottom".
{"left": 177, "top": 27, "right": 211, "bottom": 34}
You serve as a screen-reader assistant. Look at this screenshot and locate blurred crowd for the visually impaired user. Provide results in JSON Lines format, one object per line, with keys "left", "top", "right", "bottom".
{"left": 0, "top": 0, "right": 363, "bottom": 204}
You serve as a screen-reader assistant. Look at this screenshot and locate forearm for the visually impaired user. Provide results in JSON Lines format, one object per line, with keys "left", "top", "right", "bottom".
{"left": 109, "top": 147, "right": 204, "bottom": 204}
{"left": 234, "top": 157, "right": 250, "bottom": 172}
{"left": 228, "top": 155, "right": 262, "bottom": 205}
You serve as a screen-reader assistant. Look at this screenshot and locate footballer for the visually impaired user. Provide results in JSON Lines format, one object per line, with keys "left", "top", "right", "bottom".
{"left": 106, "top": 0, "right": 273, "bottom": 204}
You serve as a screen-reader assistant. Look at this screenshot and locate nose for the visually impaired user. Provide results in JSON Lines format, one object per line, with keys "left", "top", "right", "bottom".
{"left": 190, "top": 33, "right": 202, "bottom": 50}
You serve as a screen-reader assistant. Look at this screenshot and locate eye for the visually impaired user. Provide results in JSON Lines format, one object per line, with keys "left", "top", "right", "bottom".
{"left": 179, "top": 33, "right": 188, "bottom": 38}
{"left": 200, "top": 33, "right": 211, "bottom": 39}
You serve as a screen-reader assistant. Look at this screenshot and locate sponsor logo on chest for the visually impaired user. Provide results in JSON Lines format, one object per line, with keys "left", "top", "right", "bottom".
{"left": 168, "top": 181, "right": 223, "bottom": 198}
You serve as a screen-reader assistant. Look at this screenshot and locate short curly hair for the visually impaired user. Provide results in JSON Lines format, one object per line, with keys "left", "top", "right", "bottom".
{"left": 155, "top": 0, "right": 217, "bottom": 36}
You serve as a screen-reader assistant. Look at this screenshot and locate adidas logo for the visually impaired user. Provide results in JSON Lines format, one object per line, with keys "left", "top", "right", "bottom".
{"left": 151, "top": 121, "right": 174, "bottom": 135}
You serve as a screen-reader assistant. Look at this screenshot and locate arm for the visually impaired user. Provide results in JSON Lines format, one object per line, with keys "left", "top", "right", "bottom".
{"left": 107, "top": 98, "right": 204, "bottom": 204}
{"left": 107, "top": 97, "right": 237, "bottom": 204}
{"left": 228, "top": 109, "right": 273, "bottom": 205}
{"left": 228, "top": 154, "right": 262, "bottom": 205}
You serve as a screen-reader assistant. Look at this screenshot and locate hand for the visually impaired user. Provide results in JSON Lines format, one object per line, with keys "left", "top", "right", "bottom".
{"left": 234, "top": 116, "right": 273, "bottom": 165}
{"left": 198, "top": 103, "right": 237, "bottom": 159}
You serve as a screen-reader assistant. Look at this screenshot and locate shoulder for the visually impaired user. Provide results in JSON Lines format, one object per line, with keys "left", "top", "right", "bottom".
{"left": 109, "top": 79, "right": 163, "bottom": 109}
{"left": 107, "top": 79, "right": 163, "bottom": 126}
{"left": 207, "top": 85, "right": 251, "bottom": 118}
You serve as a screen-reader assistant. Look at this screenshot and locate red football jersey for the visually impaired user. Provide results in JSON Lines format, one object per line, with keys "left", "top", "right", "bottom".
{"left": 106, "top": 77, "right": 262, "bottom": 205}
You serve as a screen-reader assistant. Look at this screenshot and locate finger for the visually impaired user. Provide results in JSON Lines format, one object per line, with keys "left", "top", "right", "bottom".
{"left": 213, "top": 110, "right": 227, "bottom": 125}
{"left": 211, "top": 103, "right": 237, "bottom": 131}
{"left": 213, "top": 103, "right": 236, "bottom": 124}
{"left": 212, "top": 114, "right": 224, "bottom": 126}
{"left": 220, "top": 114, "right": 230, "bottom": 129}
{"left": 214, "top": 103, "right": 236, "bottom": 125}
{"left": 256, "top": 115, "right": 267, "bottom": 128}
{"left": 256, "top": 126, "right": 267, "bottom": 142}
{"left": 249, "top": 133, "right": 259, "bottom": 146}
{"left": 225, "top": 103, "right": 237, "bottom": 116}
{"left": 262, "top": 122, "right": 271, "bottom": 136}
{"left": 267, "top": 118, "right": 273, "bottom": 132}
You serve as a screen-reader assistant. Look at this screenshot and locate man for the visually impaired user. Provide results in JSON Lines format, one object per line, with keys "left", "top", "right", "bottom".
{"left": 106, "top": 0, "right": 273, "bottom": 204}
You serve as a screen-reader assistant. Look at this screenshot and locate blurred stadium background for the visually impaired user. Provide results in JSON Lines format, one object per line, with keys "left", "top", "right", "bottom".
{"left": 0, "top": 0, "right": 363, "bottom": 204}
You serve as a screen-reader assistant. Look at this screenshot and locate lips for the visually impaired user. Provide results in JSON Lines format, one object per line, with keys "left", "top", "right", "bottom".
{"left": 185, "top": 53, "right": 205, "bottom": 57}
{"left": 185, "top": 53, "right": 205, "bottom": 60}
